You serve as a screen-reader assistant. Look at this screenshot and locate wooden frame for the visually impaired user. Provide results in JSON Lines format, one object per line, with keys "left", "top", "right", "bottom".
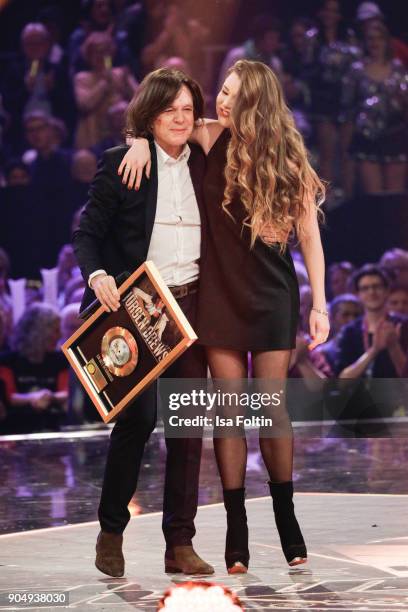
{"left": 62, "top": 261, "right": 197, "bottom": 423}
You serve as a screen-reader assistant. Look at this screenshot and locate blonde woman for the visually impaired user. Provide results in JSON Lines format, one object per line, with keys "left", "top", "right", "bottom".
{"left": 119, "top": 60, "right": 329, "bottom": 573}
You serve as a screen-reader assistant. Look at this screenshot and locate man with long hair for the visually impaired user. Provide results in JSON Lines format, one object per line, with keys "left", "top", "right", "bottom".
{"left": 73, "top": 68, "right": 213, "bottom": 577}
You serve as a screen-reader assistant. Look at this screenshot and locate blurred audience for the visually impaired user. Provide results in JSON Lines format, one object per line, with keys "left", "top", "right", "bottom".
{"left": 63, "top": 273, "right": 86, "bottom": 306}
{"left": 91, "top": 99, "right": 127, "bottom": 157}
{"left": 38, "top": 5, "right": 66, "bottom": 69}
{"left": 57, "top": 244, "right": 80, "bottom": 301}
{"left": 298, "top": 284, "right": 313, "bottom": 332}
{"left": 71, "top": 207, "right": 84, "bottom": 235}
{"left": 0, "top": 309, "right": 9, "bottom": 353}
{"left": 23, "top": 111, "right": 71, "bottom": 186}
{"left": 293, "top": 258, "right": 309, "bottom": 287}
{"left": 305, "top": 0, "right": 361, "bottom": 200}
{"left": 341, "top": 22, "right": 407, "bottom": 194}
{"left": 289, "top": 332, "right": 332, "bottom": 381}
{"left": 316, "top": 293, "right": 363, "bottom": 372}
{"left": 71, "top": 150, "right": 98, "bottom": 182}
{"left": 0, "top": 248, "right": 12, "bottom": 344}
{"left": 327, "top": 261, "right": 355, "bottom": 299}
{"left": 58, "top": 300, "right": 98, "bottom": 425}
{"left": 142, "top": 3, "right": 208, "bottom": 81}
{"left": 112, "top": 0, "right": 146, "bottom": 77}
{"left": 0, "top": 303, "right": 69, "bottom": 434}
{"left": 2, "top": 22, "right": 74, "bottom": 150}
{"left": 281, "top": 18, "right": 313, "bottom": 139}
{"left": 334, "top": 264, "right": 408, "bottom": 378}
{"left": 59, "top": 302, "right": 82, "bottom": 345}
{"left": 68, "top": 0, "right": 131, "bottom": 74}
{"left": 74, "top": 31, "right": 138, "bottom": 148}
{"left": 71, "top": 148, "right": 98, "bottom": 208}
{"left": 3, "top": 159, "right": 31, "bottom": 187}
{"left": 379, "top": 248, "right": 408, "bottom": 289}
{"left": 0, "top": 94, "right": 7, "bottom": 162}
{"left": 157, "top": 56, "right": 191, "bottom": 74}
{"left": 24, "top": 280, "right": 43, "bottom": 309}
{"left": 217, "top": 14, "right": 283, "bottom": 92}
{"left": 387, "top": 286, "right": 408, "bottom": 317}
{"left": 355, "top": 1, "right": 408, "bottom": 67}
{"left": 20, "top": 23, "right": 64, "bottom": 117}
{"left": 48, "top": 116, "right": 69, "bottom": 150}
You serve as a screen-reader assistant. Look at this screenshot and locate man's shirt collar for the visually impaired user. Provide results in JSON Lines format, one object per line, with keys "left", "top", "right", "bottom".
{"left": 155, "top": 141, "right": 191, "bottom": 168}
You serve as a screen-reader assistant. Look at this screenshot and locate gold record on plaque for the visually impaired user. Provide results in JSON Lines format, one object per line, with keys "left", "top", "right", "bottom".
{"left": 101, "top": 327, "right": 139, "bottom": 377}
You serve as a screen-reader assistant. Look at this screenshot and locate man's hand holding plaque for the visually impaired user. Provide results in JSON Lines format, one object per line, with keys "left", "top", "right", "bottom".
{"left": 91, "top": 274, "right": 121, "bottom": 312}
{"left": 62, "top": 261, "right": 197, "bottom": 423}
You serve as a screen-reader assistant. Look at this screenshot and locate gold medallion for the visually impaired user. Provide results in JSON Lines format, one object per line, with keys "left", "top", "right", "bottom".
{"left": 101, "top": 327, "right": 138, "bottom": 377}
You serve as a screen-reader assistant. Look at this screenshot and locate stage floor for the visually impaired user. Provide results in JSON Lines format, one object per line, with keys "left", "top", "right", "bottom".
{"left": 1, "top": 427, "right": 408, "bottom": 535}
{"left": 1, "top": 429, "right": 408, "bottom": 610}
{"left": 1, "top": 494, "right": 408, "bottom": 611}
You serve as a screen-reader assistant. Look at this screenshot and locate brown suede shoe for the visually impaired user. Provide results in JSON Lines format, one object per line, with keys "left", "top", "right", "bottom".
{"left": 95, "top": 530, "right": 125, "bottom": 577}
{"left": 165, "top": 545, "right": 214, "bottom": 575}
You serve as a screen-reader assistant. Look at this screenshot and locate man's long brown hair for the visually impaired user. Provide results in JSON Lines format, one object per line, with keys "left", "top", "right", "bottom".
{"left": 223, "top": 60, "right": 325, "bottom": 250}
{"left": 125, "top": 68, "right": 204, "bottom": 138}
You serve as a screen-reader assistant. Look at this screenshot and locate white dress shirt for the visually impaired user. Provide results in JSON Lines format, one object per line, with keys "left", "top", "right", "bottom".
{"left": 146, "top": 142, "right": 201, "bottom": 286}
{"left": 89, "top": 141, "right": 201, "bottom": 289}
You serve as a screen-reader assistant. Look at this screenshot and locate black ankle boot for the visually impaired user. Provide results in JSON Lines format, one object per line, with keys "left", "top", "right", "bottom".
{"left": 223, "top": 488, "right": 250, "bottom": 573}
{"left": 268, "top": 481, "right": 307, "bottom": 566}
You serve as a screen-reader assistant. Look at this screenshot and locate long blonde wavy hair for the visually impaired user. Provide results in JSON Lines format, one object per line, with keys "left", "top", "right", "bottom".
{"left": 223, "top": 60, "right": 325, "bottom": 251}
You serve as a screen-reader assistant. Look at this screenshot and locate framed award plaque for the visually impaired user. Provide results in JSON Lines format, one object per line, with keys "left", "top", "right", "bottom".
{"left": 62, "top": 261, "right": 197, "bottom": 423}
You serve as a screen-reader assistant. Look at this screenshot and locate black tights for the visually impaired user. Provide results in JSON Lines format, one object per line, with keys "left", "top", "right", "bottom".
{"left": 207, "top": 347, "right": 293, "bottom": 490}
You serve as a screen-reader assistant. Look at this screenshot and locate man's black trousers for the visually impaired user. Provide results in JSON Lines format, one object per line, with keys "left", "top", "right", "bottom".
{"left": 98, "top": 291, "right": 206, "bottom": 547}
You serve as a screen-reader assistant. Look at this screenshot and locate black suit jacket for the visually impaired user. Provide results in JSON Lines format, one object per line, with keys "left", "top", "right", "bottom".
{"left": 73, "top": 142, "right": 207, "bottom": 311}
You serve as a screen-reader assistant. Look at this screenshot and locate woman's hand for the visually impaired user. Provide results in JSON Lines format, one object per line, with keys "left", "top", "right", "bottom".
{"left": 260, "top": 221, "right": 290, "bottom": 244}
{"left": 119, "top": 138, "right": 151, "bottom": 190}
{"left": 308, "top": 309, "right": 330, "bottom": 351}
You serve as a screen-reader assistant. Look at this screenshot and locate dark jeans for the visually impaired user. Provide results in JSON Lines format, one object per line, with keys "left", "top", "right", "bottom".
{"left": 98, "top": 292, "right": 206, "bottom": 548}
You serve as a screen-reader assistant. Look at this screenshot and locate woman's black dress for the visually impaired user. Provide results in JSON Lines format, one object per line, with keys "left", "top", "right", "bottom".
{"left": 196, "top": 129, "right": 300, "bottom": 352}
